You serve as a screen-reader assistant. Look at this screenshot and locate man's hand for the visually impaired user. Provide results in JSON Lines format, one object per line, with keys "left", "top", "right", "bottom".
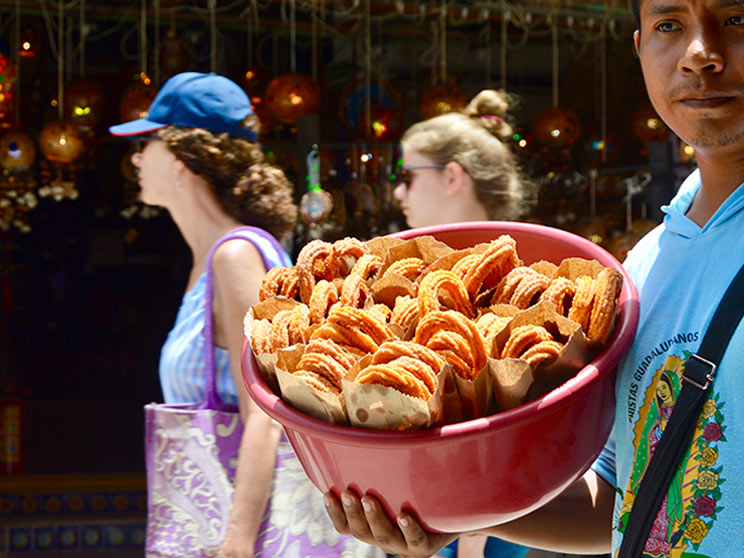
{"left": 324, "top": 490, "right": 457, "bottom": 558}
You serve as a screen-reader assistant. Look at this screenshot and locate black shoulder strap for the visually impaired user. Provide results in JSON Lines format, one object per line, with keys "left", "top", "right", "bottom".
{"left": 618, "top": 262, "right": 744, "bottom": 557}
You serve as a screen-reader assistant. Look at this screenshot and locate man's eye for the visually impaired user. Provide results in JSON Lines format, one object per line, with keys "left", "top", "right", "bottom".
{"left": 656, "top": 21, "right": 680, "bottom": 32}
{"left": 725, "top": 14, "right": 744, "bottom": 25}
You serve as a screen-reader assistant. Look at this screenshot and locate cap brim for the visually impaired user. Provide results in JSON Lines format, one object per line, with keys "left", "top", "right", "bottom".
{"left": 109, "top": 118, "right": 168, "bottom": 137}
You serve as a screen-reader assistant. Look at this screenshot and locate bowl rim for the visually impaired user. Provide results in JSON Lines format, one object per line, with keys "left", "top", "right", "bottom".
{"left": 243, "top": 221, "right": 639, "bottom": 447}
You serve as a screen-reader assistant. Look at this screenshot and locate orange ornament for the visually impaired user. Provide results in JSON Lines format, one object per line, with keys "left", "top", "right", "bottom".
{"left": 264, "top": 74, "right": 321, "bottom": 124}
{"left": 0, "top": 131, "right": 36, "bottom": 170}
{"left": 38, "top": 121, "right": 84, "bottom": 164}
{"left": 418, "top": 83, "right": 468, "bottom": 119}
{"left": 532, "top": 107, "right": 582, "bottom": 148}
{"left": 632, "top": 104, "right": 669, "bottom": 144}
{"left": 119, "top": 81, "right": 156, "bottom": 122}
{"left": 65, "top": 79, "right": 104, "bottom": 130}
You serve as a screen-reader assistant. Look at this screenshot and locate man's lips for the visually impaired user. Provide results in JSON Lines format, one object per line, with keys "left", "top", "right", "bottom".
{"left": 679, "top": 96, "right": 734, "bottom": 108}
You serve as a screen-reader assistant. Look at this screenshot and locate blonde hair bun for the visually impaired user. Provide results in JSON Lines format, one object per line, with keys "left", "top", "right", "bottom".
{"left": 461, "top": 89, "right": 513, "bottom": 140}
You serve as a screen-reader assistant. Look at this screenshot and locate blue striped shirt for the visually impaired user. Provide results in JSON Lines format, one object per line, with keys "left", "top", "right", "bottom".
{"left": 159, "top": 229, "right": 291, "bottom": 405}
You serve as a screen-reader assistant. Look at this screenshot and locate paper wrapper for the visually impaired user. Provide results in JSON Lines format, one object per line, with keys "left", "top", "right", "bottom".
{"left": 554, "top": 257, "right": 619, "bottom": 350}
{"left": 243, "top": 298, "right": 307, "bottom": 394}
{"left": 450, "top": 363, "right": 494, "bottom": 422}
{"left": 342, "top": 355, "right": 458, "bottom": 430}
{"left": 274, "top": 345, "right": 349, "bottom": 425}
{"left": 489, "top": 301, "right": 590, "bottom": 411}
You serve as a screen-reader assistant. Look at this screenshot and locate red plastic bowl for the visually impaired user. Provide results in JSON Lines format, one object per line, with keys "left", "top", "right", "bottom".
{"left": 242, "top": 221, "right": 639, "bottom": 533}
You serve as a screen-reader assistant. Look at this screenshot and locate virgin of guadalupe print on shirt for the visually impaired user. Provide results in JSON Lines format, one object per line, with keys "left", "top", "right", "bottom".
{"left": 615, "top": 354, "right": 727, "bottom": 558}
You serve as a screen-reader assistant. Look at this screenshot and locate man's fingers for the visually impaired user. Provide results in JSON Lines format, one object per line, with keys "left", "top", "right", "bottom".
{"left": 398, "top": 512, "right": 457, "bottom": 557}
{"left": 361, "top": 495, "right": 406, "bottom": 552}
{"left": 324, "top": 491, "right": 351, "bottom": 535}
{"left": 338, "top": 490, "right": 376, "bottom": 543}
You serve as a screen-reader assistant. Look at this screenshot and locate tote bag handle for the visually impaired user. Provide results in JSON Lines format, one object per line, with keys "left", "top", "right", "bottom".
{"left": 201, "top": 226, "right": 291, "bottom": 411}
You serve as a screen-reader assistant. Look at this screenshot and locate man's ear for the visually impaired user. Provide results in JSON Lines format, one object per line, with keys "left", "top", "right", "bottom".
{"left": 443, "top": 161, "right": 466, "bottom": 194}
{"left": 633, "top": 30, "right": 641, "bottom": 57}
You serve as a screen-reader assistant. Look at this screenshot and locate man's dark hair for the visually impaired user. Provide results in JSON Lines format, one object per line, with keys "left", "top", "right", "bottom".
{"left": 630, "top": 0, "right": 640, "bottom": 28}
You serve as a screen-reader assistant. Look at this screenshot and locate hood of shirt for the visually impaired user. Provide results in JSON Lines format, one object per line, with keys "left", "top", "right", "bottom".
{"left": 661, "top": 168, "right": 744, "bottom": 238}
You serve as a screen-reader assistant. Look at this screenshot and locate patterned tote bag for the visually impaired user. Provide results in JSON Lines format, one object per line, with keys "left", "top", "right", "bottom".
{"left": 144, "top": 226, "right": 289, "bottom": 557}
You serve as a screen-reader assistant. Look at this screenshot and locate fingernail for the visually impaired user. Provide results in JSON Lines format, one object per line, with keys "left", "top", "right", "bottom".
{"left": 324, "top": 494, "right": 332, "bottom": 508}
{"left": 342, "top": 494, "right": 353, "bottom": 507}
{"left": 398, "top": 515, "right": 410, "bottom": 528}
{"left": 362, "top": 499, "right": 373, "bottom": 512}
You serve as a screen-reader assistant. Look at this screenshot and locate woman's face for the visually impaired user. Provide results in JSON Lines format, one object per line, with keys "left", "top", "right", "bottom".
{"left": 656, "top": 378, "right": 673, "bottom": 407}
{"left": 393, "top": 148, "right": 448, "bottom": 229}
{"left": 130, "top": 138, "right": 175, "bottom": 206}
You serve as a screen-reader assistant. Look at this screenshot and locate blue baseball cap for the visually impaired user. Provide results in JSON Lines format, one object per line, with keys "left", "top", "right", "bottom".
{"left": 109, "top": 72, "right": 258, "bottom": 142}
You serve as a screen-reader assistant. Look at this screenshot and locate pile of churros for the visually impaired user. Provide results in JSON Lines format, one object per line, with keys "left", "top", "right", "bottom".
{"left": 246, "top": 234, "right": 623, "bottom": 429}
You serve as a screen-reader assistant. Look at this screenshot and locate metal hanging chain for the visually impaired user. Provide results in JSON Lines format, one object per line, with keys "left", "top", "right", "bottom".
{"left": 439, "top": 0, "right": 447, "bottom": 83}
{"left": 79, "top": 0, "right": 85, "bottom": 77}
{"left": 153, "top": 0, "right": 160, "bottom": 88}
{"left": 140, "top": 0, "right": 147, "bottom": 77}
{"left": 551, "top": 14, "right": 558, "bottom": 107}
{"left": 600, "top": 18, "right": 607, "bottom": 165}
{"left": 13, "top": 0, "right": 20, "bottom": 125}
{"left": 58, "top": 0, "right": 64, "bottom": 119}
{"left": 208, "top": 0, "right": 216, "bottom": 72}
{"left": 311, "top": 0, "right": 318, "bottom": 81}
{"left": 290, "top": 0, "right": 296, "bottom": 74}
{"left": 364, "top": 0, "right": 371, "bottom": 137}
{"left": 500, "top": 9, "right": 509, "bottom": 90}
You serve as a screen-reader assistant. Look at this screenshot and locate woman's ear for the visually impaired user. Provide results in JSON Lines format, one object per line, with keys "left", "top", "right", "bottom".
{"left": 170, "top": 156, "right": 186, "bottom": 184}
{"left": 443, "top": 161, "right": 466, "bottom": 195}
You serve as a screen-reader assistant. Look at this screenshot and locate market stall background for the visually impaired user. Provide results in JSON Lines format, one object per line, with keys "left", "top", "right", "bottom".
{"left": 0, "top": 0, "right": 693, "bottom": 554}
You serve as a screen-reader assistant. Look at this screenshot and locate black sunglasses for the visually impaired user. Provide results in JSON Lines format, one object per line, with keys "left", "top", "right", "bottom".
{"left": 396, "top": 164, "right": 445, "bottom": 189}
{"left": 134, "top": 134, "right": 160, "bottom": 153}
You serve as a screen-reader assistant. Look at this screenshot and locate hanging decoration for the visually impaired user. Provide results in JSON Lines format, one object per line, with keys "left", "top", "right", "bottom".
{"left": 19, "top": 26, "right": 37, "bottom": 59}
{"left": 632, "top": 103, "right": 669, "bottom": 144}
{"left": 264, "top": 74, "right": 320, "bottom": 125}
{"left": 607, "top": 172, "right": 654, "bottom": 261}
{"left": 0, "top": 53, "right": 18, "bottom": 130}
{"left": 264, "top": 0, "right": 320, "bottom": 126}
{"left": 679, "top": 140, "right": 696, "bottom": 164}
{"left": 532, "top": 106, "right": 582, "bottom": 148}
{"left": 64, "top": 79, "right": 104, "bottom": 131}
{"left": 533, "top": 16, "right": 581, "bottom": 150}
{"left": 339, "top": 82, "right": 401, "bottom": 141}
{"left": 0, "top": 131, "right": 38, "bottom": 233}
{"left": 243, "top": 5, "right": 273, "bottom": 134}
{"left": 37, "top": 0, "right": 84, "bottom": 202}
{"left": 119, "top": 76, "right": 156, "bottom": 122}
{"left": 300, "top": 145, "right": 333, "bottom": 224}
{"left": 121, "top": 0, "right": 155, "bottom": 122}
{"left": 418, "top": 4, "right": 467, "bottom": 120}
{"left": 418, "top": 82, "right": 467, "bottom": 120}
{"left": 38, "top": 122, "right": 83, "bottom": 166}
{"left": 159, "top": 26, "right": 189, "bottom": 79}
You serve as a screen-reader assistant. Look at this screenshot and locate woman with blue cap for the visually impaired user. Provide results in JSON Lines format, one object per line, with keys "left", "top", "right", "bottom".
{"left": 110, "top": 72, "right": 385, "bottom": 558}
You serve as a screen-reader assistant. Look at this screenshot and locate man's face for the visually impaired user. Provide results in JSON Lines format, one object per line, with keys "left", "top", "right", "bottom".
{"left": 635, "top": 0, "right": 744, "bottom": 155}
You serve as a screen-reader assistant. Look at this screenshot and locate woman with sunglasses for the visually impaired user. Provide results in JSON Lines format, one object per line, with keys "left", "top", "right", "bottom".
{"left": 110, "top": 72, "right": 385, "bottom": 558}
{"left": 394, "top": 89, "right": 532, "bottom": 232}
{"left": 394, "top": 89, "right": 534, "bottom": 558}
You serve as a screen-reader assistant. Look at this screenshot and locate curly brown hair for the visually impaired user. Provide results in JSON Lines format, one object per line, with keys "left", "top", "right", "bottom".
{"left": 156, "top": 116, "right": 297, "bottom": 241}
{"left": 401, "top": 89, "right": 534, "bottom": 221}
